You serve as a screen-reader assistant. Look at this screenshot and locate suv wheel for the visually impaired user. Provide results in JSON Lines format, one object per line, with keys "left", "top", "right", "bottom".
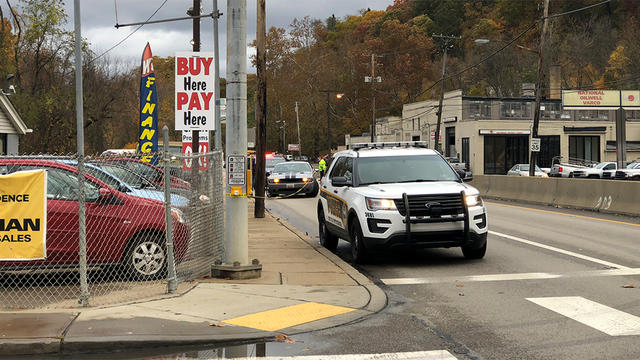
{"left": 349, "top": 219, "right": 368, "bottom": 264}
{"left": 125, "top": 234, "right": 167, "bottom": 280}
{"left": 318, "top": 208, "right": 338, "bottom": 251}
{"left": 461, "top": 241, "right": 487, "bottom": 260}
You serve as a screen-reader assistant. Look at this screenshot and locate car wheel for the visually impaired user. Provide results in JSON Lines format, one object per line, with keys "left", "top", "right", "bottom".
{"left": 308, "top": 182, "right": 319, "bottom": 197}
{"left": 318, "top": 208, "right": 338, "bottom": 251}
{"left": 462, "top": 241, "right": 487, "bottom": 260}
{"left": 349, "top": 218, "right": 368, "bottom": 264}
{"left": 125, "top": 234, "right": 167, "bottom": 280}
{"left": 568, "top": 172, "right": 574, "bottom": 178}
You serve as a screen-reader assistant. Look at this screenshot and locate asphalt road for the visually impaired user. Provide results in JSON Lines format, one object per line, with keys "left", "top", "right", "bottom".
{"left": 265, "top": 196, "right": 640, "bottom": 360}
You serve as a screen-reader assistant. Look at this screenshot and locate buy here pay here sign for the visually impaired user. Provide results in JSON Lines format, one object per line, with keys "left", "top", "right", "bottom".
{"left": 175, "top": 52, "right": 216, "bottom": 131}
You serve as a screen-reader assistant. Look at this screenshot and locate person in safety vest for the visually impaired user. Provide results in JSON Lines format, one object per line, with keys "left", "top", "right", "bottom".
{"left": 318, "top": 157, "right": 327, "bottom": 179}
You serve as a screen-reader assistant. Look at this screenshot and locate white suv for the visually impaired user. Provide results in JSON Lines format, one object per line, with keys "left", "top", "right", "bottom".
{"left": 317, "top": 142, "right": 488, "bottom": 263}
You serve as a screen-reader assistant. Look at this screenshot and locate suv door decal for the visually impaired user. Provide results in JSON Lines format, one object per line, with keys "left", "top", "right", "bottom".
{"left": 320, "top": 189, "right": 348, "bottom": 228}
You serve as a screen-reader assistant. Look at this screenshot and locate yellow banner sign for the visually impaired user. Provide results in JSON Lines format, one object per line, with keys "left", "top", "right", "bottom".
{"left": 0, "top": 170, "right": 47, "bottom": 261}
{"left": 562, "top": 90, "right": 620, "bottom": 109}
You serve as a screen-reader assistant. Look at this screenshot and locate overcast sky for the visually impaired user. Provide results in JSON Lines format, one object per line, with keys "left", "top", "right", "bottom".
{"left": 37, "top": 0, "right": 393, "bottom": 74}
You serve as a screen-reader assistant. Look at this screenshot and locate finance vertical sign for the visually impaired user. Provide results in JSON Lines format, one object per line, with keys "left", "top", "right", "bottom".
{"left": 175, "top": 52, "right": 216, "bottom": 131}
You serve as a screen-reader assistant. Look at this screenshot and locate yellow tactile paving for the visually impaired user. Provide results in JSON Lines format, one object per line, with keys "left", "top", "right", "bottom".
{"left": 224, "top": 302, "right": 356, "bottom": 331}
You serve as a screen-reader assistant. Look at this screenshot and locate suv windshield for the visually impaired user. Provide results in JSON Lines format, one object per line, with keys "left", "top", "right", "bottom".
{"left": 273, "top": 162, "right": 311, "bottom": 173}
{"left": 358, "top": 155, "right": 459, "bottom": 185}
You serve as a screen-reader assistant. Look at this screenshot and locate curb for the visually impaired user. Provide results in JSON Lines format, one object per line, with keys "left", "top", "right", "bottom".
{"left": 267, "top": 210, "right": 388, "bottom": 315}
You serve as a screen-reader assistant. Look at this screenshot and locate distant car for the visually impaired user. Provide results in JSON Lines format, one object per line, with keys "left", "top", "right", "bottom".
{"left": 507, "top": 164, "right": 548, "bottom": 177}
{"left": 614, "top": 162, "right": 640, "bottom": 180}
{"left": 445, "top": 157, "right": 466, "bottom": 171}
{"left": 572, "top": 162, "right": 617, "bottom": 179}
{"left": 265, "top": 155, "right": 286, "bottom": 175}
{"left": 285, "top": 154, "right": 294, "bottom": 161}
{"left": 294, "top": 155, "right": 309, "bottom": 162}
{"left": 266, "top": 161, "right": 319, "bottom": 197}
{"left": 0, "top": 159, "right": 189, "bottom": 280}
{"left": 549, "top": 162, "right": 588, "bottom": 177}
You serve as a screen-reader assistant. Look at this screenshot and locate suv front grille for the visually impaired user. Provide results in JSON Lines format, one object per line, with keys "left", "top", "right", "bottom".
{"left": 394, "top": 193, "right": 463, "bottom": 217}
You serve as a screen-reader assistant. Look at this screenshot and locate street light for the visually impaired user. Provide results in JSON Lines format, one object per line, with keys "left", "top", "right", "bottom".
{"left": 320, "top": 90, "right": 343, "bottom": 159}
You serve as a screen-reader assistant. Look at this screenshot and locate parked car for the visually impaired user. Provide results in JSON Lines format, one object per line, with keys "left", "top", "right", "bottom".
{"left": 294, "top": 155, "right": 309, "bottom": 161}
{"left": 507, "top": 164, "right": 548, "bottom": 177}
{"left": 96, "top": 157, "right": 190, "bottom": 190}
{"left": 266, "top": 161, "right": 319, "bottom": 197}
{"left": 572, "top": 162, "right": 617, "bottom": 179}
{"left": 614, "top": 162, "right": 640, "bottom": 180}
{"left": 265, "top": 155, "right": 286, "bottom": 175}
{"left": 445, "top": 157, "right": 467, "bottom": 171}
{"left": 0, "top": 159, "right": 189, "bottom": 280}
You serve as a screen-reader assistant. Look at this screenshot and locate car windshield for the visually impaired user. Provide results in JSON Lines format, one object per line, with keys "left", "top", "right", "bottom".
{"left": 627, "top": 162, "right": 639, "bottom": 169}
{"left": 358, "top": 155, "right": 459, "bottom": 184}
{"left": 100, "top": 165, "right": 156, "bottom": 189}
{"left": 266, "top": 158, "right": 285, "bottom": 168}
{"left": 84, "top": 166, "right": 128, "bottom": 192}
{"left": 519, "top": 165, "right": 543, "bottom": 172}
{"left": 594, "top": 162, "right": 608, "bottom": 169}
{"left": 273, "top": 162, "right": 311, "bottom": 173}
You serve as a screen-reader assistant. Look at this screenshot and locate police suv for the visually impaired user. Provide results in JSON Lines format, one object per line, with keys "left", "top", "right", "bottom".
{"left": 317, "top": 141, "right": 488, "bottom": 263}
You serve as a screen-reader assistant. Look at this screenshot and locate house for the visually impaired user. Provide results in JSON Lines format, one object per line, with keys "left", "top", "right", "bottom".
{"left": 0, "top": 92, "right": 31, "bottom": 155}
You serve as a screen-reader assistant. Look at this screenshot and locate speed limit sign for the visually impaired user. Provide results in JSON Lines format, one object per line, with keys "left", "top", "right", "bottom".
{"left": 530, "top": 138, "right": 541, "bottom": 152}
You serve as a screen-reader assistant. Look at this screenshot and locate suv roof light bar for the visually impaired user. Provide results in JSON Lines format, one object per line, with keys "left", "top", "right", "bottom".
{"left": 349, "top": 141, "right": 429, "bottom": 151}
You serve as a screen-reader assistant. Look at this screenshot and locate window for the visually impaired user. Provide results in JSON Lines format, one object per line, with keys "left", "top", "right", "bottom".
{"left": 329, "top": 157, "right": 346, "bottom": 179}
{"left": 541, "top": 102, "right": 569, "bottom": 120}
{"left": 538, "top": 135, "right": 560, "bottom": 168}
{"left": 483, "top": 135, "right": 529, "bottom": 174}
{"left": 357, "top": 155, "right": 458, "bottom": 185}
{"left": 625, "top": 110, "right": 640, "bottom": 121}
{"left": 462, "top": 138, "right": 469, "bottom": 171}
{"left": 0, "top": 134, "right": 6, "bottom": 155}
{"left": 569, "top": 136, "right": 600, "bottom": 162}
{"left": 330, "top": 157, "right": 353, "bottom": 183}
{"left": 576, "top": 110, "right": 609, "bottom": 121}
{"left": 19, "top": 166, "right": 101, "bottom": 202}
{"left": 500, "top": 101, "right": 531, "bottom": 119}
{"left": 467, "top": 100, "right": 492, "bottom": 119}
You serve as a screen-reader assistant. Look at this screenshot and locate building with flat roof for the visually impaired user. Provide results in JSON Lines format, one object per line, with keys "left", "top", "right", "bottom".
{"left": 401, "top": 90, "right": 640, "bottom": 174}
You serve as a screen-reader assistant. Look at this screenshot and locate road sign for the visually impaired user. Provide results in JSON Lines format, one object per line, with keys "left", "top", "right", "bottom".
{"left": 182, "top": 131, "right": 209, "bottom": 171}
{"left": 531, "top": 138, "right": 541, "bottom": 152}
{"left": 227, "top": 155, "right": 246, "bottom": 186}
{"left": 175, "top": 52, "right": 216, "bottom": 131}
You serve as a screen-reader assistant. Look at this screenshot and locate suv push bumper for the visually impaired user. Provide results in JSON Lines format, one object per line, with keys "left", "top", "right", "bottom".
{"left": 364, "top": 230, "right": 487, "bottom": 250}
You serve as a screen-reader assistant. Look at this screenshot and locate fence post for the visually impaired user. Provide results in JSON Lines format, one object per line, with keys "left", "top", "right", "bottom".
{"left": 163, "top": 126, "right": 178, "bottom": 293}
{"left": 77, "top": 154, "right": 90, "bottom": 306}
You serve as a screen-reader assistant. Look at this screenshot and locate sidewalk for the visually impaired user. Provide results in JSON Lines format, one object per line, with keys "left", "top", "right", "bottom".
{"left": 0, "top": 200, "right": 387, "bottom": 356}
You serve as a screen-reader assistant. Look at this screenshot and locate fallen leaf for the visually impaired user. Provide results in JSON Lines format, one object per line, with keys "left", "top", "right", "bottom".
{"left": 275, "top": 333, "right": 297, "bottom": 343}
{"left": 209, "top": 322, "right": 227, "bottom": 327}
{"left": 622, "top": 284, "right": 635, "bottom": 289}
{"left": 456, "top": 284, "right": 464, "bottom": 288}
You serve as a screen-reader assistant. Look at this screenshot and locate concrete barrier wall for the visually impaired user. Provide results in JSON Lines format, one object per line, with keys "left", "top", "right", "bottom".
{"left": 469, "top": 175, "right": 640, "bottom": 217}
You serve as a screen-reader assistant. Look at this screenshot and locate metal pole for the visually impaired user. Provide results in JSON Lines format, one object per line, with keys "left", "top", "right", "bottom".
{"left": 73, "top": 0, "right": 89, "bottom": 307}
{"left": 434, "top": 46, "right": 447, "bottom": 154}
{"left": 616, "top": 107, "right": 626, "bottom": 168}
{"left": 213, "top": 0, "right": 222, "bottom": 150}
{"left": 225, "top": 0, "right": 248, "bottom": 265}
{"left": 326, "top": 91, "right": 331, "bottom": 157}
{"left": 295, "top": 101, "right": 301, "bottom": 155}
{"left": 529, "top": 0, "right": 549, "bottom": 176}
{"left": 371, "top": 54, "right": 375, "bottom": 142}
{"left": 254, "top": 0, "right": 266, "bottom": 218}
{"left": 163, "top": 126, "right": 178, "bottom": 292}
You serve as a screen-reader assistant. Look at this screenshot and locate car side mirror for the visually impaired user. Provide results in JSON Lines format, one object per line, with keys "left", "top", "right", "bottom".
{"left": 266, "top": 172, "right": 270, "bottom": 177}
{"left": 331, "top": 176, "right": 349, "bottom": 187}
{"left": 98, "top": 187, "right": 118, "bottom": 204}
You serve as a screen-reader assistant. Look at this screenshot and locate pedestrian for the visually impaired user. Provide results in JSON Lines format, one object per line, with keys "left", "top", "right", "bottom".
{"left": 318, "top": 157, "right": 327, "bottom": 179}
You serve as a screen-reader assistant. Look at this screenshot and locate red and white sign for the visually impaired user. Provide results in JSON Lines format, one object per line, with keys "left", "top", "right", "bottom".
{"left": 175, "top": 52, "right": 216, "bottom": 131}
{"left": 430, "top": 130, "right": 442, "bottom": 142}
{"left": 182, "top": 131, "right": 209, "bottom": 171}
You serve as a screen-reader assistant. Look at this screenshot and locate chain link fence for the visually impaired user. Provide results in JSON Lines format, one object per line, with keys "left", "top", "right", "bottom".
{"left": 0, "top": 148, "right": 224, "bottom": 309}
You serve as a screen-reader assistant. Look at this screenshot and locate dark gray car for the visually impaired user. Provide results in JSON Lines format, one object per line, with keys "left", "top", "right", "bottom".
{"left": 266, "top": 161, "right": 318, "bottom": 197}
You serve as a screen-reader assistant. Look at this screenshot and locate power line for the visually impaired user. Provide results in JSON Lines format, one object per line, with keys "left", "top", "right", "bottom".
{"left": 89, "top": 0, "right": 168, "bottom": 64}
{"left": 545, "top": 0, "right": 611, "bottom": 20}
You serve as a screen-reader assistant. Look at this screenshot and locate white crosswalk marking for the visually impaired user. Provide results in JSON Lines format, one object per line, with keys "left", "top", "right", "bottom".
{"left": 228, "top": 351, "right": 458, "bottom": 360}
{"left": 527, "top": 296, "right": 640, "bottom": 336}
{"left": 381, "top": 268, "right": 640, "bottom": 285}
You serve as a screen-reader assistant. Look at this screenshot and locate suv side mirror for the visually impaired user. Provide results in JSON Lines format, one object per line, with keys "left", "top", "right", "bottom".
{"left": 331, "top": 176, "right": 349, "bottom": 187}
{"left": 265, "top": 172, "right": 271, "bottom": 177}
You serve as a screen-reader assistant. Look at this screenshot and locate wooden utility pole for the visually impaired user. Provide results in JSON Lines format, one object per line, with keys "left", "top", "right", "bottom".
{"left": 529, "top": 0, "right": 549, "bottom": 176}
{"left": 432, "top": 34, "right": 460, "bottom": 154}
{"left": 254, "top": 0, "right": 267, "bottom": 218}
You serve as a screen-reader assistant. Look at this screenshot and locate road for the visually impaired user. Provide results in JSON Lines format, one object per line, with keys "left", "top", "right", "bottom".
{"left": 265, "top": 196, "right": 640, "bottom": 360}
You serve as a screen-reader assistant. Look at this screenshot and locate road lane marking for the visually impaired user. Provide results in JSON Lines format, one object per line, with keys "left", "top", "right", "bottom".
{"left": 381, "top": 268, "right": 640, "bottom": 285}
{"left": 527, "top": 296, "right": 640, "bottom": 336}
{"left": 486, "top": 201, "right": 640, "bottom": 228}
{"left": 229, "top": 351, "right": 458, "bottom": 360}
{"left": 489, "top": 230, "right": 631, "bottom": 269}
{"left": 224, "top": 302, "right": 356, "bottom": 331}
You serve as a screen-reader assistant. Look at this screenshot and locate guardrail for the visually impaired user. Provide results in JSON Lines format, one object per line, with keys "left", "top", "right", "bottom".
{"left": 470, "top": 175, "right": 640, "bottom": 217}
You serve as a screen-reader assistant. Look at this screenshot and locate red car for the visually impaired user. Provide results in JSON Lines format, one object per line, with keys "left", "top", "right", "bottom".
{"left": 0, "top": 159, "right": 189, "bottom": 280}
{"left": 97, "top": 157, "right": 191, "bottom": 190}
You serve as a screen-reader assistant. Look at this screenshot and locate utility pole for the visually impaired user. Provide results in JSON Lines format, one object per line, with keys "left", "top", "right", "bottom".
{"left": 254, "top": 0, "right": 266, "bottom": 218}
{"left": 432, "top": 34, "right": 460, "bottom": 154}
{"left": 319, "top": 90, "right": 343, "bottom": 159}
{"left": 295, "top": 101, "right": 302, "bottom": 156}
{"left": 191, "top": 0, "right": 201, "bottom": 166}
{"left": 213, "top": 0, "right": 222, "bottom": 150}
{"left": 529, "top": 0, "right": 549, "bottom": 176}
{"left": 365, "top": 54, "right": 382, "bottom": 142}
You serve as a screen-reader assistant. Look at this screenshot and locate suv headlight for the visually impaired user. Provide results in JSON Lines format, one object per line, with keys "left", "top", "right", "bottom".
{"left": 465, "top": 194, "right": 483, "bottom": 207}
{"left": 171, "top": 208, "right": 186, "bottom": 224}
{"left": 366, "top": 197, "right": 397, "bottom": 211}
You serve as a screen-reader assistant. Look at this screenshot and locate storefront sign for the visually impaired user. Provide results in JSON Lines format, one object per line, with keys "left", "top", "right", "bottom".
{"left": 0, "top": 170, "right": 47, "bottom": 261}
{"left": 621, "top": 90, "right": 640, "bottom": 109}
{"left": 479, "top": 129, "right": 531, "bottom": 135}
{"left": 175, "top": 52, "right": 216, "bottom": 131}
{"left": 562, "top": 90, "right": 620, "bottom": 110}
{"left": 443, "top": 116, "right": 457, "bottom": 123}
{"left": 182, "top": 131, "right": 209, "bottom": 171}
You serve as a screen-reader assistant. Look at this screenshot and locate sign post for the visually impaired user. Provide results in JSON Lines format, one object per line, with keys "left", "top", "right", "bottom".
{"left": 530, "top": 138, "right": 541, "bottom": 153}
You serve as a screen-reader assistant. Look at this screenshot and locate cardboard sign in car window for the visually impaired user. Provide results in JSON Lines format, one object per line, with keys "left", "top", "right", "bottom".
{"left": 0, "top": 170, "right": 47, "bottom": 260}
